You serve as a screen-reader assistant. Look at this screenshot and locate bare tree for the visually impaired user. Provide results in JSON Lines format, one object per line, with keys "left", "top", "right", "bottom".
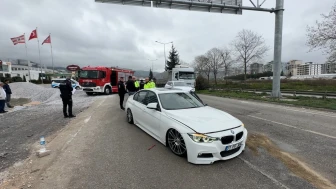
{"left": 306, "top": 2, "right": 336, "bottom": 63}
{"left": 206, "top": 48, "right": 222, "bottom": 85}
{"left": 219, "top": 48, "right": 234, "bottom": 83}
{"left": 231, "top": 29, "right": 269, "bottom": 80}
{"left": 193, "top": 55, "right": 211, "bottom": 82}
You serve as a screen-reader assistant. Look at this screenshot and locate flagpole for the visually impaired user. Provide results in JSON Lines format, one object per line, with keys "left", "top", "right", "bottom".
{"left": 36, "top": 27, "right": 43, "bottom": 84}
{"left": 24, "top": 33, "right": 31, "bottom": 82}
{"left": 50, "top": 33, "right": 54, "bottom": 74}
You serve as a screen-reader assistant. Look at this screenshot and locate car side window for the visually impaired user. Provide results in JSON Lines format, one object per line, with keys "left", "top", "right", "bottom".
{"left": 135, "top": 91, "right": 147, "bottom": 104}
{"left": 144, "top": 91, "right": 158, "bottom": 105}
{"left": 133, "top": 92, "right": 139, "bottom": 101}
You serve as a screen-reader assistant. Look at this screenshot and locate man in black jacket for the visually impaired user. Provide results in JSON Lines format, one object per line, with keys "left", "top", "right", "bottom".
{"left": 3, "top": 79, "right": 13, "bottom": 108}
{"left": 139, "top": 79, "right": 145, "bottom": 90}
{"left": 126, "top": 76, "right": 137, "bottom": 95}
{"left": 118, "top": 77, "right": 126, "bottom": 110}
{"left": 59, "top": 77, "right": 75, "bottom": 118}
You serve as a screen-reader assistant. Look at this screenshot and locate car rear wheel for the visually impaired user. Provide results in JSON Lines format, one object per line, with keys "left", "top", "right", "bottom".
{"left": 167, "top": 129, "right": 187, "bottom": 157}
{"left": 126, "top": 109, "right": 134, "bottom": 124}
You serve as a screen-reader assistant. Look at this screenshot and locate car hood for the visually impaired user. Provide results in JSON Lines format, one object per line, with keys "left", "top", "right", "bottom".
{"left": 164, "top": 106, "right": 242, "bottom": 133}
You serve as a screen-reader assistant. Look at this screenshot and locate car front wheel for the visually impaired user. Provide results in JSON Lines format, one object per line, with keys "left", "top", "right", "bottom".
{"left": 167, "top": 129, "right": 187, "bottom": 157}
{"left": 126, "top": 108, "right": 134, "bottom": 124}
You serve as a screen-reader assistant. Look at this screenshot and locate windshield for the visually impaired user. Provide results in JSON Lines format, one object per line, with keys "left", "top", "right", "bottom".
{"left": 158, "top": 92, "right": 204, "bottom": 110}
{"left": 79, "top": 70, "right": 99, "bottom": 79}
{"left": 179, "top": 72, "right": 195, "bottom": 80}
{"left": 173, "top": 82, "right": 186, "bottom": 86}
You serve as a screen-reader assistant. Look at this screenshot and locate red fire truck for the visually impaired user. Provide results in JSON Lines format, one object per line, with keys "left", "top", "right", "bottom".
{"left": 78, "top": 66, "right": 135, "bottom": 95}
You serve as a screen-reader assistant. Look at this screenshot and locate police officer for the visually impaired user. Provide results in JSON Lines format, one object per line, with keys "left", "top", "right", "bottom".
{"left": 118, "top": 77, "right": 126, "bottom": 110}
{"left": 59, "top": 77, "right": 75, "bottom": 118}
{"left": 144, "top": 77, "right": 156, "bottom": 89}
{"left": 133, "top": 76, "right": 140, "bottom": 91}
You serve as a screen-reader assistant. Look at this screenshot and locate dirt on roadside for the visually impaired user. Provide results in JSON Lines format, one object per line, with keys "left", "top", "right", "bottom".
{"left": 247, "top": 133, "right": 335, "bottom": 189}
{"left": 10, "top": 98, "right": 31, "bottom": 107}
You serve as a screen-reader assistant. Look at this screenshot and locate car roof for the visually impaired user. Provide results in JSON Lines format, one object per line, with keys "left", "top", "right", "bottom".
{"left": 143, "top": 88, "right": 188, "bottom": 94}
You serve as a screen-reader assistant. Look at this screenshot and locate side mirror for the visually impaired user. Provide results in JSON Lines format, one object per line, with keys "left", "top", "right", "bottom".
{"left": 147, "top": 102, "right": 158, "bottom": 110}
{"left": 166, "top": 85, "right": 172, "bottom": 89}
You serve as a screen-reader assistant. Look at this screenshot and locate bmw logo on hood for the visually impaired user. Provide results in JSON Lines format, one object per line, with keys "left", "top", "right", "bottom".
{"left": 230, "top": 130, "right": 235, "bottom": 134}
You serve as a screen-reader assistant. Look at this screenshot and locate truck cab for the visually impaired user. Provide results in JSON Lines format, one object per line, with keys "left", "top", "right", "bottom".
{"left": 171, "top": 65, "right": 196, "bottom": 87}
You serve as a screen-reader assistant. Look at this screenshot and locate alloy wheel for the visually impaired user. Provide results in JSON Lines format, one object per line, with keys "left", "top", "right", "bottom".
{"left": 167, "top": 129, "right": 187, "bottom": 156}
{"left": 127, "top": 109, "right": 134, "bottom": 124}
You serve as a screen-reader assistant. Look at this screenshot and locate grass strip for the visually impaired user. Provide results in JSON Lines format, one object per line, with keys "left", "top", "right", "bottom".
{"left": 198, "top": 90, "right": 336, "bottom": 111}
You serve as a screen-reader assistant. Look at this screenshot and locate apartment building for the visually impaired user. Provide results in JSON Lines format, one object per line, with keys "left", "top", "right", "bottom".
{"left": 287, "top": 60, "right": 303, "bottom": 76}
{"left": 250, "top": 63, "right": 264, "bottom": 74}
{"left": 297, "top": 62, "right": 322, "bottom": 75}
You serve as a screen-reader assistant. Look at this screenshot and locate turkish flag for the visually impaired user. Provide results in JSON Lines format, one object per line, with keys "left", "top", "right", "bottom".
{"left": 42, "top": 35, "right": 51, "bottom": 45}
{"left": 29, "top": 29, "right": 37, "bottom": 40}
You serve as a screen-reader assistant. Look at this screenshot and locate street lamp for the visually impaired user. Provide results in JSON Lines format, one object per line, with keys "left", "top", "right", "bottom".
{"left": 147, "top": 58, "right": 158, "bottom": 71}
{"left": 155, "top": 41, "right": 173, "bottom": 69}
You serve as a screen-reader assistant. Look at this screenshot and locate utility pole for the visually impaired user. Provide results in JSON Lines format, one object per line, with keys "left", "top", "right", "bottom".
{"left": 271, "top": 0, "right": 284, "bottom": 98}
{"left": 155, "top": 41, "right": 173, "bottom": 70}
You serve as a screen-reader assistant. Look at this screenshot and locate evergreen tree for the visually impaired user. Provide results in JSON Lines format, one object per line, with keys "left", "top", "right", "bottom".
{"left": 281, "top": 70, "right": 284, "bottom": 76}
{"left": 166, "top": 44, "right": 180, "bottom": 71}
{"left": 149, "top": 69, "right": 153, "bottom": 80}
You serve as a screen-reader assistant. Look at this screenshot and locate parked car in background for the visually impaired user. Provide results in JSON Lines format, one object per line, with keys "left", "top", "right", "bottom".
{"left": 164, "top": 81, "right": 195, "bottom": 92}
{"left": 125, "top": 88, "right": 247, "bottom": 165}
{"left": 51, "top": 78, "right": 81, "bottom": 89}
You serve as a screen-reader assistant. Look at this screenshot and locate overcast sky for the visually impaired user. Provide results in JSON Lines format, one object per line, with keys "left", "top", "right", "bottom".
{"left": 0, "top": 0, "right": 334, "bottom": 72}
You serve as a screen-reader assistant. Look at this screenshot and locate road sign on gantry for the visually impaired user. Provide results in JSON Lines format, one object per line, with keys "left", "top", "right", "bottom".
{"left": 95, "top": 0, "right": 243, "bottom": 15}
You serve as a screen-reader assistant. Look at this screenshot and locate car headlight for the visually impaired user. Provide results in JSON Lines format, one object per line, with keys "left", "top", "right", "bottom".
{"left": 188, "top": 133, "right": 219, "bottom": 143}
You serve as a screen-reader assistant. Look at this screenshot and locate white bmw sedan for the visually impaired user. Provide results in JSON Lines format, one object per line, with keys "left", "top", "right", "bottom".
{"left": 125, "top": 88, "right": 248, "bottom": 164}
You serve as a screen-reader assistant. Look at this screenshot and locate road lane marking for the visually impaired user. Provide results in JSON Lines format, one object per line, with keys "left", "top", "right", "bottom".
{"left": 248, "top": 115, "right": 336, "bottom": 140}
{"left": 239, "top": 157, "right": 290, "bottom": 189}
{"left": 62, "top": 98, "right": 106, "bottom": 150}
{"left": 84, "top": 116, "right": 91, "bottom": 123}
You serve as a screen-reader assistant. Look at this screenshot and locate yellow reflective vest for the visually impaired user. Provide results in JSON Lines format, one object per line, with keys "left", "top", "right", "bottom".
{"left": 144, "top": 81, "right": 155, "bottom": 89}
{"left": 134, "top": 81, "right": 140, "bottom": 88}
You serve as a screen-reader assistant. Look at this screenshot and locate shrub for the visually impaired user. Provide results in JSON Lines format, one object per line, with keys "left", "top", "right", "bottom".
{"left": 195, "top": 75, "right": 210, "bottom": 90}
{"left": 12, "top": 76, "right": 23, "bottom": 82}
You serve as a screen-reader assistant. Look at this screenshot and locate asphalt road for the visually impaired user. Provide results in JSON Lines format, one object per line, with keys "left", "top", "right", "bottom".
{"left": 16, "top": 94, "right": 334, "bottom": 189}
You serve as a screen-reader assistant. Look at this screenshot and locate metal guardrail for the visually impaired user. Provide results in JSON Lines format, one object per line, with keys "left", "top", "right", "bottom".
{"left": 209, "top": 88, "right": 336, "bottom": 98}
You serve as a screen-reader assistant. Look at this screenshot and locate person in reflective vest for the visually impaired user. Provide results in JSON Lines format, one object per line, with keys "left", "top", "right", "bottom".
{"left": 133, "top": 76, "right": 140, "bottom": 91}
{"left": 144, "top": 77, "right": 155, "bottom": 89}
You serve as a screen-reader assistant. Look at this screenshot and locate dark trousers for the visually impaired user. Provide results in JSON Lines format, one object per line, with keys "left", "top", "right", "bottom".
{"left": 6, "top": 94, "right": 12, "bottom": 107}
{"left": 62, "top": 97, "right": 73, "bottom": 116}
{"left": 119, "top": 93, "right": 125, "bottom": 109}
{"left": 0, "top": 100, "right": 5, "bottom": 112}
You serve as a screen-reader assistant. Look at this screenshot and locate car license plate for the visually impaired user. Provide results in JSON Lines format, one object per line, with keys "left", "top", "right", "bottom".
{"left": 225, "top": 142, "right": 242, "bottom": 151}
